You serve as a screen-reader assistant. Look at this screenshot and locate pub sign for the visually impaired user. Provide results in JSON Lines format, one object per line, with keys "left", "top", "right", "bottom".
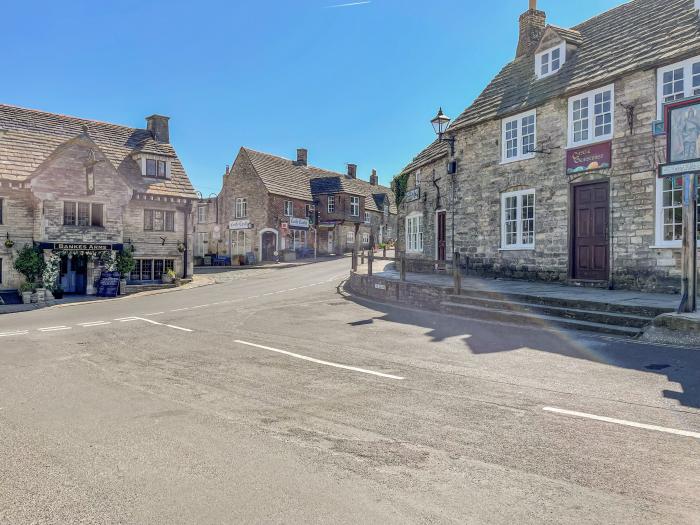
{"left": 566, "top": 141, "right": 612, "bottom": 176}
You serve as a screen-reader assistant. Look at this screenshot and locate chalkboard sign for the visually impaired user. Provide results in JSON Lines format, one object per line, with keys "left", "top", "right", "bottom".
{"left": 96, "top": 271, "right": 121, "bottom": 298}
{"left": 246, "top": 252, "right": 257, "bottom": 265}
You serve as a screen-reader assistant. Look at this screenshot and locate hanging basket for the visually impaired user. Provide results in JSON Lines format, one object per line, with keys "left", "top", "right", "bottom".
{"left": 4, "top": 239, "right": 14, "bottom": 249}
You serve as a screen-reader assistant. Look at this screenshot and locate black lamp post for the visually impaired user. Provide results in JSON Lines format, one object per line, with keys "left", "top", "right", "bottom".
{"left": 431, "top": 107, "right": 456, "bottom": 155}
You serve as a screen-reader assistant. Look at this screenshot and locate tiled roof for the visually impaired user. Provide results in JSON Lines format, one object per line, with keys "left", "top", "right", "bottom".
{"left": 549, "top": 25, "right": 583, "bottom": 46}
{"left": 243, "top": 147, "right": 397, "bottom": 213}
{"left": 400, "top": 139, "right": 449, "bottom": 175}
{"left": 450, "top": 0, "right": 700, "bottom": 131}
{"left": 0, "top": 104, "right": 196, "bottom": 198}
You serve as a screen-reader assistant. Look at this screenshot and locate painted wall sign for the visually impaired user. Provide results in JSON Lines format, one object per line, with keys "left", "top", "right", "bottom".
{"left": 229, "top": 220, "right": 252, "bottom": 230}
{"left": 566, "top": 141, "right": 612, "bottom": 175}
{"left": 659, "top": 160, "right": 700, "bottom": 177}
{"left": 405, "top": 187, "right": 421, "bottom": 202}
{"left": 289, "top": 217, "right": 310, "bottom": 230}
{"left": 96, "top": 271, "right": 120, "bottom": 297}
{"left": 374, "top": 283, "right": 386, "bottom": 290}
{"left": 47, "top": 243, "right": 115, "bottom": 252}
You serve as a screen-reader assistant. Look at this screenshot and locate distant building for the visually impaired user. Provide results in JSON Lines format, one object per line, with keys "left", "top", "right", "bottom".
{"left": 0, "top": 104, "right": 197, "bottom": 293}
{"left": 397, "top": 0, "right": 700, "bottom": 292}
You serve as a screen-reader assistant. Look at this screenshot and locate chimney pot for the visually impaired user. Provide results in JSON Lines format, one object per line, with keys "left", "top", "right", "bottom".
{"left": 295, "top": 148, "right": 308, "bottom": 166}
{"left": 370, "top": 169, "right": 378, "bottom": 186}
{"left": 146, "top": 114, "right": 170, "bottom": 143}
{"left": 347, "top": 163, "right": 357, "bottom": 179}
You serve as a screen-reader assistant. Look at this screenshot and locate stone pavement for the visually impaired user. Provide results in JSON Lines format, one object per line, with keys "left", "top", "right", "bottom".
{"left": 362, "top": 260, "right": 681, "bottom": 311}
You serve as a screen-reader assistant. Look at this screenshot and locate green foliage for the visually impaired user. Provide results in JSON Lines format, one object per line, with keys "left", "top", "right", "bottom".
{"left": 391, "top": 172, "right": 410, "bottom": 205}
{"left": 115, "top": 247, "right": 136, "bottom": 278}
{"left": 19, "top": 282, "right": 36, "bottom": 293}
{"left": 166, "top": 268, "right": 176, "bottom": 279}
{"left": 42, "top": 253, "right": 61, "bottom": 292}
{"left": 13, "top": 244, "right": 45, "bottom": 284}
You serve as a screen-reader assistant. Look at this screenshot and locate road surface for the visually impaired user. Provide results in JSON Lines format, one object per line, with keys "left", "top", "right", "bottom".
{"left": 0, "top": 258, "right": 698, "bottom": 524}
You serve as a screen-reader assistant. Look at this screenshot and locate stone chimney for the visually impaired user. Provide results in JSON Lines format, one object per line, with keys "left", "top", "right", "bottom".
{"left": 295, "top": 148, "right": 308, "bottom": 166}
{"left": 146, "top": 115, "right": 170, "bottom": 143}
{"left": 516, "top": 0, "right": 546, "bottom": 58}
{"left": 369, "top": 169, "right": 378, "bottom": 186}
{"left": 347, "top": 164, "right": 357, "bottom": 179}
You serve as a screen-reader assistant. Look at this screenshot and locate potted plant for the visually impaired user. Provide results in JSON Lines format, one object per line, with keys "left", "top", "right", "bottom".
{"left": 53, "top": 286, "right": 64, "bottom": 300}
{"left": 19, "top": 282, "right": 34, "bottom": 304}
{"left": 115, "top": 247, "right": 136, "bottom": 295}
{"left": 162, "top": 268, "right": 176, "bottom": 284}
{"left": 13, "top": 244, "right": 45, "bottom": 285}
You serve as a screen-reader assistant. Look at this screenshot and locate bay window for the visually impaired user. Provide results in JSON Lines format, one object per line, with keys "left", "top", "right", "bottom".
{"left": 655, "top": 175, "right": 700, "bottom": 247}
{"left": 568, "top": 85, "right": 614, "bottom": 147}
{"left": 502, "top": 110, "right": 536, "bottom": 163}
{"left": 406, "top": 212, "right": 423, "bottom": 253}
{"left": 501, "top": 190, "right": 535, "bottom": 250}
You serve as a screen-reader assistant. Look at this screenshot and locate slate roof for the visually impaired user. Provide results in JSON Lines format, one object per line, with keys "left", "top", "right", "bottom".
{"left": 242, "top": 147, "right": 397, "bottom": 214}
{"left": 450, "top": 0, "right": 700, "bottom": 131}
{"left": 0, "top": 104, "right": 196, "bottom": 198}
{"left": 400, "top": 139, "right": 449, "bottom": 175}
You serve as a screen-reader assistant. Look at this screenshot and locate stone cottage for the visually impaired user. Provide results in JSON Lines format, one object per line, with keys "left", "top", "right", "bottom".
{"left": 397, "top": 0, "right": 700, "bottom": 292}
{"left": 215, "top": 147, "right": 396, "bottom": 262}
{"left": 0, "top": 104, "right": 197, "bottom": 293}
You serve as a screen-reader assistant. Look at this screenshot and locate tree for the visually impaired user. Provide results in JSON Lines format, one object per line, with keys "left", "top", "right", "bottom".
{"left": 115, "top": 247, "right": 136, "bottom": 278}
{"left": 13, "top": 245, "right": 45, "bottom": 284}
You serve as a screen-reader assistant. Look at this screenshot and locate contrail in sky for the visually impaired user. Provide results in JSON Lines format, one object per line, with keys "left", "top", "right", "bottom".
{"left": 325, "top": 1, "right": 371, "bottom": 8}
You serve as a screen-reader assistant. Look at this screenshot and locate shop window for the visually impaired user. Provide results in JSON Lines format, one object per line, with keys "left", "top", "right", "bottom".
{"left": 130, "top": 258, "right": 175, "bottom": 281}
{"left": 655, "top": 175, "right": 700, "bottom": 247}
{"left": 232, "top": 230, "right": 252, "bottom": 255}
{"left": 289, "top": 230, "right": 306, "bottom": 251}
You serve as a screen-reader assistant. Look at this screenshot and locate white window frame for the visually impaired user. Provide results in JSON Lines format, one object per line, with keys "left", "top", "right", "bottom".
{"left": 536, "top": 43, "right": 566, "bottom": 80}
{"left": 197, "top": 206, "right": 207, "bottom": 224}
{"left": 415, "top": 169, "right": 421, "bottom": 186}
{"left": 364, "top": 212, "right": 371, "bottom": 224}
{"left": 350, "top": 196, "right": 360, "bottom": 217}
{"left": 657, "top": 55, "right": 700, "bottom": 118}
{"left": 235, "top": 198, "right": 247, "bottom": 218}
{"left": 362, "top": 232, "right": 370, "bottom": 244}
{"left": 405, "top": 212, "right": 423, "bottom": 253}
{"left": 284, "top": 200, "right": 293, "bottom": 217}
{"left": 346, "top": 230, "right": 355, "bottom": 244}
{"left": 567, "top": 84, "right": 615, "bottom": 148}
{"left": 500, "top": 189, "right": 536, "bottom": 250}
{"left": 327, "top": 195, "right": 335, "bottom": 213}
{"left": 501, "top": 109, "right": 537, "bottom": 163}
{"left": 654, "top": 175, "right": 700, "bottom": 248}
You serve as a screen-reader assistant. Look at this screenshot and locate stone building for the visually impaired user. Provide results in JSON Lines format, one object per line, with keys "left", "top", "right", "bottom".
{"left": 0, "top": 104, "right": 197, "bottom": 293}
{"left": 397, "top": 0, "right": 700, "bottom": 292}
{"left": 215, "top": 147, "right": 396, "bottom": 262}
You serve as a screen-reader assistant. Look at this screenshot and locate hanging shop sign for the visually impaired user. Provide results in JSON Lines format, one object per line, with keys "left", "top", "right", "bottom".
{"left": 566, "top": 141, "right": 612, "bottom": 176}
{"left": 37, "top": 242, "right": 121, "bottom": 253}
{"left": 405, "top": 187, "right": 420, "bottom": 202}
{"left": 289, "top": 217, "right": 310, "bottom": 230}
{"left": 96, "top": 271, "right": 121, "bottom": 298}
{"left": 658, "top": 96, "right": 700, "bottom": 177}
{"left": 229, "top": 220, "right": 252, "bottom": 230}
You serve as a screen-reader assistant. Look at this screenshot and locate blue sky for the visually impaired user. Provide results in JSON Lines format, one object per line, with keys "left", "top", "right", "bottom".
{"left": 4, "top": 0, "right": 623, "bottom": 192}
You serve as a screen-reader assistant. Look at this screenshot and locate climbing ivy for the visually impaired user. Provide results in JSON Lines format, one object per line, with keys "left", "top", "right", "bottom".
{"left": 391, "top": 172, "right": 410, "bottom": 206}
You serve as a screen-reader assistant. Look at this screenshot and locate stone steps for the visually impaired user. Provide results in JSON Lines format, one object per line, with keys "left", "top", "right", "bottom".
{"left": 441, "top": 301, "right": 644, "bottom": 337}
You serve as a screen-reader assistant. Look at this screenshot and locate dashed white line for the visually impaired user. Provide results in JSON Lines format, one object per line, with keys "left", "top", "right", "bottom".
{"left": 0, "top": 331, "right": 29, "bottom": 337}
{"left": 78, "top": 321, "right": 111, "bottom": 327}
{"left": 171, "top": 307, "right": 191, "bottom": 312}
{"left": 38, "top": 326, "right": 71, "bottom": 332}
{"left": 143, "top": 312, "right": 165, "bottom": 316}
{"left": 233, "top": 340, "right": 404, "bottom": 380}
{"left": 131, "top": 317, "right": 193, "bottom": 332}
{"left": 543, "top": 407, "right": 700, "bottom": 440}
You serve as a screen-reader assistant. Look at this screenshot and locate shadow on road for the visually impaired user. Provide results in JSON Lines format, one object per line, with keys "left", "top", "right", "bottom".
{"left": 343, "top": 294, "right": 700, "bottom": 410}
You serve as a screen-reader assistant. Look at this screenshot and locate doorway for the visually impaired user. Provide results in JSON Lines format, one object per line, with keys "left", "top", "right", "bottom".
{"left": 436, "top": 211, "right": 447, "bottom": 262}
{"left": 571, "top": 181, "right": 609, "bottom": 281}
{"left": 327, "top": 230, "right": 334, "bottom": 254}
{"left": 261, "top": 231, "right": 277, "bottom": 261}
{"left": 60, "top": 254, "right": 88, "bottom": 294}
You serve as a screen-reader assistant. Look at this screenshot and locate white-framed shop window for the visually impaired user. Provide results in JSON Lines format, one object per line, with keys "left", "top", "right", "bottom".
{"left": 568, "top": 84, "right": 614, "bottom": 147}
{"left": 657, "top": 55, "right": 700, "bottom": 118}
{"left": 654, "top": 175, "right": 700, "bottom": 247}
{"left": 231, "top": 230, "right": 252, "bottom": 255}
{"left": 501, "top": 189, "right": 535, "bottom": 250}
{"left": 406, "top": 212, "right": 423, "bottom": 253}
{"left": 501, "top": 109, "right": 536, "bottom": 163}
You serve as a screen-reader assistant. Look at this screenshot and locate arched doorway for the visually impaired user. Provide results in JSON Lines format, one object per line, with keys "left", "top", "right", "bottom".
{"left": 261, "top": 231, "right": 277, "bottom": 261}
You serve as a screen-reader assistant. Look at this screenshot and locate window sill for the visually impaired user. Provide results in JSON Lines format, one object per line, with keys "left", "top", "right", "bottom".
{"left": 500, "top": 154, "right": 535, "bottom": 165}
{"left": 499, "top": 246, "right": 535, "bottom": 251}
{"left": 649, "top": 244, "right": 681, "bottom": 250}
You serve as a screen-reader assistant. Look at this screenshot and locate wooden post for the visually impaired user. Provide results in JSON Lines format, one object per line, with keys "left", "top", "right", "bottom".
{"left": 453, "top": 251, "right": 462, "bottom": 295}
{"left": 368, "top": 234, "right": 374, "bottom": 276}
{"left": 361, "top": 250, "right": 365, "bottom": 265}
{"left": 351, "top": 249, "right": 357, "bottom": 272}
{"left": 400, "top": 252, "right": 406, "bottom": 281}
{"left": 383, "top": 245, "right": 387, "bottom": 258}
{"left": 680, "top": 173, "right": 698, "bottom": 312}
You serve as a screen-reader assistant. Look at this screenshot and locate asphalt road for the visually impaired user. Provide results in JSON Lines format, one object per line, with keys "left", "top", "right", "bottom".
{"left": 0, "top": 258, "right": 698, "bottom": 524}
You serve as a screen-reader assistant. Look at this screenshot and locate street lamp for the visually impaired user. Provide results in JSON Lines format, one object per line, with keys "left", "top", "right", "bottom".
{"left": 431, "top": 107, "right": 456, "bottom": 155}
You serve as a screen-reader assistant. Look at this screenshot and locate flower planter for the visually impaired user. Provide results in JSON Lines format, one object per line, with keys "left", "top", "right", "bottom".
{"left": 22, "top": 292, "right": 32, "bottom": 304}
{"left": 161, "top": 275, "right": 173, "bottom": 284}
{"left": 53, "top": 289, "right": 64, "bottom": 299}
{"left": 119, "top": 279, "right": 127, "bottom": 296}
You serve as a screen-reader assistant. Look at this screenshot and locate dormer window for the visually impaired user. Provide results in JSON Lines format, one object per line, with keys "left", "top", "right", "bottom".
{"left": 536, "top": 43, "right": 566, "bottom": 79}
{"left": 134, "top": 153, "right": 171, "bottom": 179}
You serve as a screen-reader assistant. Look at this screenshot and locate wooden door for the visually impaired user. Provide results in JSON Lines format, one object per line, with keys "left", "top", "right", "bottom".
{"left": 327, "top": 231, "right": 334, "bottom": 254}
{"left": 437, "top": 211, "right": 447, "bottom": 261}
{"left": 262, "top": 232, "right": 276, "bottom": 261}
{"left": 572, "top": 182, "right": 609, "bottom": 281}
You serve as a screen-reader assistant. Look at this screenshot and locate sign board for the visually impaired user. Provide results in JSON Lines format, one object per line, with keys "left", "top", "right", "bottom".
{"left": 246, "top": 251, "right": 257, "bottom": 265}
{"left": 229, "top": 220, "right": 252, "bottom": 230}
{"left": 659, "top": 96, "right": 700, "bottom": 177}
{"left": 281, "top": 222, "right": 288, "bottom": 230}
{"left": 566, "top": 141, "right": 612, "bottom": 175}
{"left": 45, "top": 243, "right": 116, "bottom": 253}
{"left": 659, "top": 160, "right": 700, "bottom": 177}
{"left": 405, "top": 187, "right": 420, "bottom": 202}
{"left": 96, "top": 271, "right": 120, "bottom": 297}
{"left": 374, "top": 283, "right": 386, "bottom": 290}
{"left": 289, "top": 217, "right": 310, "bottom": 230}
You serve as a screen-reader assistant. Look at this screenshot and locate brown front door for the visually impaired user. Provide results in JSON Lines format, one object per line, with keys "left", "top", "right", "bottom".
{"left": 572, "top": 181, "right": 609, "bottom": 281}
{"left": 437, "top": 211, "right": 447, "bottom": 261}
{"left": 262, "top": 232, "right": 276, "bottom": 261}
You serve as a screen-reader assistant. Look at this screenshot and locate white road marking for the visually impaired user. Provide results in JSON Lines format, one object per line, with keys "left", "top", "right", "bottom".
{"left": 0, "top": 331, "right": 29, "bottom": 337}
{"left": 143, "top": 312, "right": 165, "bottom": 316}
{"left": 171, "top": 307, "right": 191, "bottom": 312}
{"left": 38, "top": 326, "right": 71, "bottom": 332}
{"left": 131, "top": 317, "right": 193, "bottom": 332}
{"left": 233, "top": 340, "right": 405, "bottom": 380}
{"left": 543, "top": 407, "right": 700, "bottom": 440}
{"left": 78, "top": 321, "right": 111, "bottom": 327}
